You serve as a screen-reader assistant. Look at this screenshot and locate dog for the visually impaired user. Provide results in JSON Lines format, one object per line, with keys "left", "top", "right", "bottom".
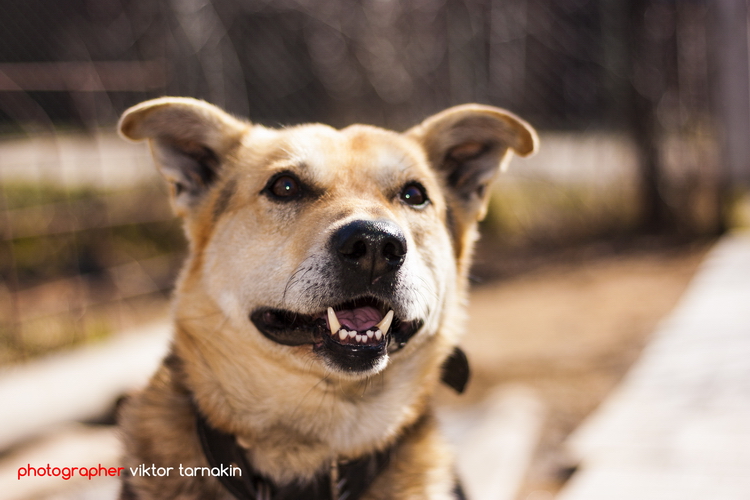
{"left": 116, "top": 97, "right": 537, "bottom": 500}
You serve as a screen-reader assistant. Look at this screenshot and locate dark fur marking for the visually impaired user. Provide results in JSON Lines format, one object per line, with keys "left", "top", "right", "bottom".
{"left": 444, "top": 204, "right": 460, "bottom": 258}
{"left": 453, "top": 478, "right": 468, "bottom": 500}
{"left": 163, "top": 351, "right": 184, "bottom": 372}
{"left": 163, "top": 350, "right": 193, "bottom": 396}
{"left": 119, "top": 477, "right": 139, "bottom": 500}
{"left": 213, "top": 178, "right": 237, "bottom": 221}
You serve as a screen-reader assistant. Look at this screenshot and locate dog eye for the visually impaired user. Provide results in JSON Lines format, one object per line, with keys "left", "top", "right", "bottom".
{"left": 268, "top": 174, "right": 301, "bottom": 200}
{"left": 400, "top": 183, "right": 429, "bottom": 207}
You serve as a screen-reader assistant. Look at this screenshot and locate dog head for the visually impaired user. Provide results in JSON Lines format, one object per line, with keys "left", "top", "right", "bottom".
{"left": 119, "top": 98, "right": 536, "bottom": 380}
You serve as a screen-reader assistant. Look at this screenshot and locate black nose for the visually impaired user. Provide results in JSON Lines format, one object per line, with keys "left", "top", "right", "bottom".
{"left": 332, "top": 219, "right": 407, "bottom": 283}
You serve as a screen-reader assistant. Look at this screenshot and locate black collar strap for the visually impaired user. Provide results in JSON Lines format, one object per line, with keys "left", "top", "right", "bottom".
{"left": 196, "top": 411, "right": 392, "bottom": 500}
{"left": 196, "top": 347, "right": 469, "bottom": 500}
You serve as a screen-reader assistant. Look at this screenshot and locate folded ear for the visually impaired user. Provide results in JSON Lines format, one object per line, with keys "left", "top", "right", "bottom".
{"left": 407, "top": 104, "right": 538, "bottom": 223}
{"left": 119, "top": 97, "right": 248, "bottom": 215}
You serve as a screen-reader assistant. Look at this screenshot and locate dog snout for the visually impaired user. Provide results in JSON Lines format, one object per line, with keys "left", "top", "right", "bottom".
{"left": 333, "top": 219, "right": 407, "bottom": 283}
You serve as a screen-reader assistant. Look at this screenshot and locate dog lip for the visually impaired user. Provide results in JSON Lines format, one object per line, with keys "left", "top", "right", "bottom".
{"left": 250, "top": 300, "right": 392, "bottom": 349}
{"left": 250, "top": 307, "right": 325, "bottom": 346}
{"left": 388, "top": 317, "right": 424, "bottom": 351}
{"left": 316, "top": 332, "right": 388, "bottom": 373}
{"left": 250, "top": 297, "right": 422, "bottom": 352}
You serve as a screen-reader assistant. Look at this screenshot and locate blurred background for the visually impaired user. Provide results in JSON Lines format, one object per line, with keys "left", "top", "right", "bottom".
{"left": 1, "top": 0, "right": 749, "bottom": 499}
{"left": 1, "top": 0, "right": 748, "bottom": 362}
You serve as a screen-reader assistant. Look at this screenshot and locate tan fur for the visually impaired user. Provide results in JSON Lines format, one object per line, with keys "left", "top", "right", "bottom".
{"left": 117, "top": 98, "right": 537, "bottom": 499}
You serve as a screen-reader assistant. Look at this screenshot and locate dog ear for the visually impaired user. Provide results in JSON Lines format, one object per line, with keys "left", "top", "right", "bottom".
{"left": 119, "top": 97, "right": 247, "bottom": 215}
{"left": 407, "top": 104, "right": 538, "bottom": 222}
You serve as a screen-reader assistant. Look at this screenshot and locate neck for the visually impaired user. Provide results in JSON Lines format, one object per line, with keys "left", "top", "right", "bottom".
{"left": 170, "top": 307, "right": 445, "bottom": 484}
{"left": 194, "top": 404, "right": 403, "bottom": 500}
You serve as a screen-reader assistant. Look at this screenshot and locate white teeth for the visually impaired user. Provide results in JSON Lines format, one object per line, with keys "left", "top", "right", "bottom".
{"left": 376, "top": 310, "right": 394, "bottom": 335}
{"left": 329, "top": 308, "right": 393, "bottom": 344}
{"left": 327, "top": 307, "right": 341, "bottom": 336}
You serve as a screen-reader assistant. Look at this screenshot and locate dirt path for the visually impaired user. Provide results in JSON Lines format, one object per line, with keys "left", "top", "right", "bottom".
{"left": 440, "top": 242, "right": 712, "bottom": 498}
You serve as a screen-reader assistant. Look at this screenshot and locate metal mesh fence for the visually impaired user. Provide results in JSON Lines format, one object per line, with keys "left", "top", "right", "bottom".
{"left": 0, "top": 0, "right": 732, "bottom": 362}
{"left": 0, "top": 0, "right": 643, "bottom": 130}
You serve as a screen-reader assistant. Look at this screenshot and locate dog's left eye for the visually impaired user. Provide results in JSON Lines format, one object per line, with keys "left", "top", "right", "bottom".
{"left": 267, "top": 174, "right": 301, "bottom": 200}
{"left": 400, "top": 183, "right": 429, "bottom": 207}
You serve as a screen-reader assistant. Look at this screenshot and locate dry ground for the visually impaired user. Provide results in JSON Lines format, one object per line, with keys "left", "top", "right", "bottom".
{"left": 441, "top": 240, "right": 712, "bottom": 499}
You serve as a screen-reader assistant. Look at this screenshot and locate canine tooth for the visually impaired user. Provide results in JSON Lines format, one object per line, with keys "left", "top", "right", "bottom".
{"left": 339, "top": 330, "right": 347, "bottom": 340}
{"left": 349, "top": 330, "right": 356, "bottom": 339}
{"left": 327, "top": 307, "right": 341, "bottom": 336}
{"left": 375, "top": 330, "right": 382, "bottom": 340}
{"left": 376, "top": 310, "right": 394, "bottom": 334}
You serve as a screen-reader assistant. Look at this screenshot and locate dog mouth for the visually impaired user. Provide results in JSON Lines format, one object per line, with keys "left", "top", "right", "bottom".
{"left": 250, "top": 297, "right": 423, "bottom": 371}
{"left": 324, "top": 305, "right": 393, "bottom": 347}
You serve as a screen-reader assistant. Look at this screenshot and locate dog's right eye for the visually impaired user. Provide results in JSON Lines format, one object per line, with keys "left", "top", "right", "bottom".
{"left": 265, "top": 174, "right": 302, "bottom": 200}
{"left": 400, "top": 183, "right": 429, "bottom": 208}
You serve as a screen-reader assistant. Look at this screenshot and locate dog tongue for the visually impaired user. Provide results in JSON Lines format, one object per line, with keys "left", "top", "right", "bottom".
{"left": 328, "top": 306, "right": 382, "bottom": 331}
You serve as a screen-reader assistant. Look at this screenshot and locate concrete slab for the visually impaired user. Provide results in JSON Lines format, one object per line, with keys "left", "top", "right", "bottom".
{"left": 0, "top": 321, "right": 170, "bottom": 451}
{"left": 559, "top": 232, "right": 750, "bottom": 500}
{"left": 440, "top": 385, "right": 546, "bottom": 500}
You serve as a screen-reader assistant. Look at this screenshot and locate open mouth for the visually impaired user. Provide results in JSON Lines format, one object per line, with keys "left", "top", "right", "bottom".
{"left": 326, "top": 306, "right": 393, "bottom": 346}
{"left": 250, "top": 297, "right": 423, "bottom": 371}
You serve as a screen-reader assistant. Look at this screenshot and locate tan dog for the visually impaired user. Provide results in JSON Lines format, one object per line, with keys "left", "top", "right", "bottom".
{"left": 116, "top": 98, "right": 537, "bottom": 500}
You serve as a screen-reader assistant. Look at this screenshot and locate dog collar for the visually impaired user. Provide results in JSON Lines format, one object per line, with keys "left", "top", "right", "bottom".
{"left": 194, "top": 347, "right": 469, "bottom": 500}
{"left": 196, "top": 410, "right": 393, "bottom": 500}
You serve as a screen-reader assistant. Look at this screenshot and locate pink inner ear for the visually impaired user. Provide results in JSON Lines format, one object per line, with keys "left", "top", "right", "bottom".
{"left": 449, "top": 142, "right": 485, "bottom": 161}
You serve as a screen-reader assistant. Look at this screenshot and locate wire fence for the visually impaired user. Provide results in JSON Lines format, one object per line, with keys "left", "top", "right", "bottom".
{"left": 0, "top": 0, "right": 735, "bottom": 363}
{"left": 0, "top": 0, "right": 652, "bottom": 130}
{"left": 0, "top": 150, "right": 183, "bottom": 363}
